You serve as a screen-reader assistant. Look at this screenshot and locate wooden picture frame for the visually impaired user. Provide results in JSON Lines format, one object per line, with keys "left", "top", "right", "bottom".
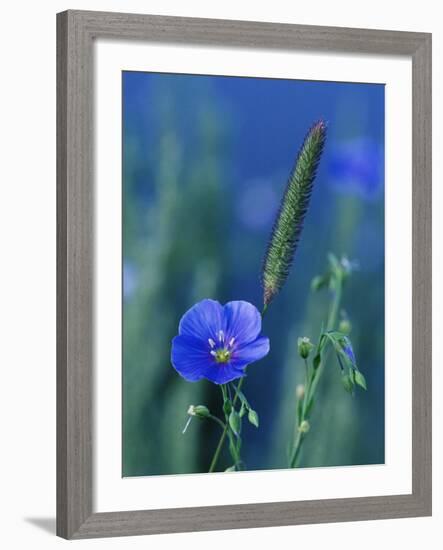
{"left": 57, "top": 9, "right": 432, "bottom": 539}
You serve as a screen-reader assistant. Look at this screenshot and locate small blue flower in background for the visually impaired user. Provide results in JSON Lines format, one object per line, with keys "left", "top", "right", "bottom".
{"left": 171, "top": 299, "right": 270, "bottom": 384}
{"left": 123, "top": 261, "right": 138, "bottom": 301}
{"left": 328, "top": 138, "right": 384, "bottom": 200}
{"left": 236, "top": 178, "right": 279, "bottom": 231}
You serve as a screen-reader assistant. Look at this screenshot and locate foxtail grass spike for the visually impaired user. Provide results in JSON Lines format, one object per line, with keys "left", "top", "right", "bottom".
{"left": 262, "top": 120, "right": 327, "bottom": 307}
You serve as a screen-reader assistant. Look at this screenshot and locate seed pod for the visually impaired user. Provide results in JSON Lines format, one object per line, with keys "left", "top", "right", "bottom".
{"left": 187, "top": 405, "right": 210, "bottom": 418}
{"left": 298, "top": 336, "right": 314, "bottom": 359}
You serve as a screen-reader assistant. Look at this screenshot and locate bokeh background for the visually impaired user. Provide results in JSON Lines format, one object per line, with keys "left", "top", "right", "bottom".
{"left": 122, "top": 71, "right": 385, "bottom": 477}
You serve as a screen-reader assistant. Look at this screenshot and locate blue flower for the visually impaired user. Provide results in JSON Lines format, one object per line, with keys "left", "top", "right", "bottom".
{"left": 123, "top": 260, "right": 138, "bottom": 301}
{"left": 341, "top": 337, "right": 356, "bottom": 366}
{"left": 328, "top": 138, "right": 384, "bottom": 200}
{"left": 171, "top": 299, "right": 270, "bottom": 384}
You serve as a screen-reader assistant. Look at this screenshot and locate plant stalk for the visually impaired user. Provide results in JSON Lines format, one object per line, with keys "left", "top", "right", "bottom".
{"left": 208, "top": 381, "right": 244, "bottom": 472}
{"left": 289, "top": 278, "right": 343, "bottom": 468}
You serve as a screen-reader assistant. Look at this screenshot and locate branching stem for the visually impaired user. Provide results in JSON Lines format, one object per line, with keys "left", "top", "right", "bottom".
{"left": 289, "top": 276, "right": 343, "bottom": 468}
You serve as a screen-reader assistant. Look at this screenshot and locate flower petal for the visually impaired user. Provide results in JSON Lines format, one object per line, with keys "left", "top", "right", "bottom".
{"left": 341, "top": 337, "right": 356, "bottom": 365}
{"left": 171, "top": 334, "right": 213, "bottom": 382}
{"left": 203, "top": 363, "right": 246, "bottom": 385}
{"left": 178, "top": 299, "right": 225, "bottom": 342}
{"left": 231, "top": 336, "right": 270, "bottom": 369}
{"left": 223, "top": 301, "right": 262, "bottom": 346}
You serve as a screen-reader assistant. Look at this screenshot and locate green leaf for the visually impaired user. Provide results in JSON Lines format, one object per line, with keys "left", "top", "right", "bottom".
{"left": 311, "top": 274, "right": 329, "bottom": 291}
{"left": 354, "top": 370, "right": 367, "bottom": 390}
{"left": 326, "top": 330, "right": 347, "bottom": 341}
{"left": 248, "top": 409, "right": 259, "bottom": 428}
{"left": 234, "top": 387, "right": 250, "bottom": 410}
{"left": 313, "top": 352, "right": 321, "bottom": 370}
{"left": 229, "top": 410, "right": 241, "bottom": 436}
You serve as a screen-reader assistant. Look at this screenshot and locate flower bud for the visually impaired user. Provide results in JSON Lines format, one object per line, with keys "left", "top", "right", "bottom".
{"left": 298, "top": 337, "right": 314, "bottom": 359}
{"left": 338, "top": 318, "right": 352, "bottom": 334}
{"left": 341, "top": 374, "right": 354, "bottom": 393}
{"left": 298, "top": 420, "right": 310, "bottom": 433}
{"left": 187, "top": 405, "right": 210, "bottom": 418}
{"left": 295, "top": 384, "right": 305, "bottom": 400}
{"left": 311, "top": 275, "right": 327, "bottom": 291}
{"left": 248, "top": 409, "right": 259, "bottom": 428}
{"left": 223, "top": 399, "right": 232, "bottom": 416}
{"left": 229, "top": 410, "right": 241, "bottom": 436}
{"left": 340, "top": 256, "right": 358, "bottom": 277}
{"left": 354, "top": 370, "right": 367, "bottom": 390}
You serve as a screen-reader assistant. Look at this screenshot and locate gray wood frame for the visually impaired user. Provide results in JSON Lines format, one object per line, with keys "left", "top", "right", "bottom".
{"left": 57, "top": 9, "right": 432, "bottom": 539}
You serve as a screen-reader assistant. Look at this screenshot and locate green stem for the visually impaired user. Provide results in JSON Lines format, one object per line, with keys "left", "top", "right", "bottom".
{"left": 290, "top": 431, "right": 305, "bottom": 468}
{"left": 306, "top": 346, "right": 332, "bottom": 409}
{"left": 208, "top": 381, "right": 244, "bottom": 472}
{"left": 208, "top": 424, "right": 228, "bottom": 473}
{"left": 303, "top": 357, "right": 311, "bottom": 396}
{"left": 289, "top": 278, "right": 343, "bottom": 468}
{"left": 208, "top": 414, "right": 226, "bottom": 432}
{"left": 327, "top": 274, "right": 342, "bottom": 331}
{"left": 208, "top": 305, "right": 267, "bottom": 473}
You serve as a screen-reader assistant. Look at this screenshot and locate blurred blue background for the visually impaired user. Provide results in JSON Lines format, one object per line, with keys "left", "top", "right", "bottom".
{"left": 122, "top": 71, "right": 385, "bottom": 476}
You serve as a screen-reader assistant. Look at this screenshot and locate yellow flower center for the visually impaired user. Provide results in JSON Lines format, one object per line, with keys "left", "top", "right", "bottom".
{"left": 208, "top": 333, "right": 235, "bottom": 364}
{"left": 214, "top": 348, "right": 231, "bottom": 364}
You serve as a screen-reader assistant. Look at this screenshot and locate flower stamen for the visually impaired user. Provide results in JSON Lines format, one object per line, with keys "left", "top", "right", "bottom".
{"left": 229, "top": 337, "right": 235, "bottom": 348}
{"left": 208, "top": 338, "right": 216, "bottom": 348}
{"left": 218, "top": 330, "right": 225, "bottom": 343}
{"left": 213, "top": 348, "right": 231, "bottom": 364}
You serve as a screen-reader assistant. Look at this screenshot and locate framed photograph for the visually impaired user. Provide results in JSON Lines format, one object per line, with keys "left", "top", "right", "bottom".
{"left": 57, "top": 10, "right": 432, "bottom": 539}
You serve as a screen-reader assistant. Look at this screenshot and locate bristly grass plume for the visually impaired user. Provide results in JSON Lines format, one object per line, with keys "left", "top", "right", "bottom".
{"left": 262, "top": 120, "right": 327, "bottom": 307}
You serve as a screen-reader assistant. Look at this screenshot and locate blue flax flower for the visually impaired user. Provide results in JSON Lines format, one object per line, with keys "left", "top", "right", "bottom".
{"left": 341, "top": 336, "right": 356, "bottom": 366}
{"left": 328, "top": 138, "right": 383, "bottom": 200}
{"left": 171, "top": 299, "right": 270, "bottom": 384}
